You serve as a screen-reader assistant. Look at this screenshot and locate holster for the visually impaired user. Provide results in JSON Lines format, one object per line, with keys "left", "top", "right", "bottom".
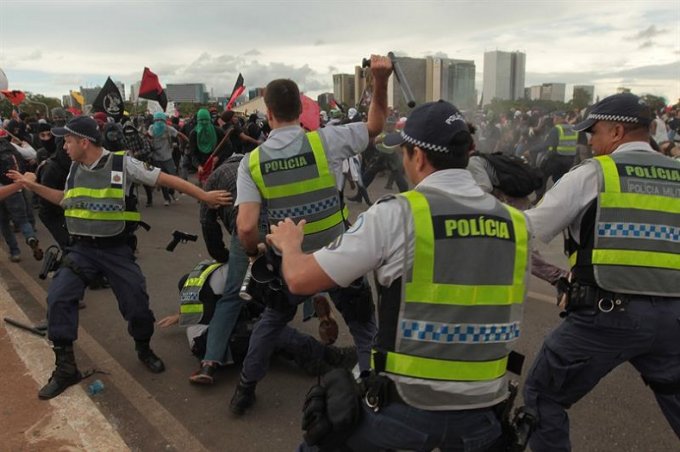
{"left": 358, "top": 372, "right": 405, "bottom": 412}
{"left": 566, "top": 282, "right": 630, "bottom": 313}
{"left": 337, "top": 278, "right": 374, "bottom": 323}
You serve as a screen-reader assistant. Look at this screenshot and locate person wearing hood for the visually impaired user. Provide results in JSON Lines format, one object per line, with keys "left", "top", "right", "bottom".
{"left": 35, "top": 122, "right": 57, "bottom": 163}
{"left": 189, "top": 109, "right": 229, "bottom": 176}
{"left": 148, "top": 111, "right": 188, "bottom": 206}
{"left": 35, "top": 128, "right": 75, "bottom": 249}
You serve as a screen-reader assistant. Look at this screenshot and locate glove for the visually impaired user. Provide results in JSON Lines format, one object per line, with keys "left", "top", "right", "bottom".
{"left": 554, "top": 275, "right": 571, "bottom": 308}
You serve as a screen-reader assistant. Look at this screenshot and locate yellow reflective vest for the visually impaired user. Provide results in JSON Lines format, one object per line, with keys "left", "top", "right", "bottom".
{"left": 248, "top": 131, "right": 348, "bottom": 252}
{"left": 62, "top": 151, "right": 140, "bottom": 237}
{"left": 372, "top": 187, "right": 529, "bottom": 410}
{"left": 568, "top": 151, "right": 680, "bottom": 296}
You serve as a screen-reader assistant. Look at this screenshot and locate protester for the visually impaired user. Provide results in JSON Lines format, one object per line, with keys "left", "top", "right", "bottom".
{"left": 267, "top": 100, "right": 531, "bottom": 451}
{"left": 148, "top": 111, "right": 188, "bottom": 206}
{"left": 229, "top": 55, "right": 392, "bottom": 416}
{"left": 189, "top": 109, "right": 228, "bottom": 180}
{"left": 218, "top": 110, "right": 261, "bottom": 155}
{"left": 8, "top": 116, "right": 232, "bottom": 400}
{"left": 522, "top": 93, "right": 680, "bottom": 450}
{"left": 0, "top": 135, "right": 42, "bottom": 262}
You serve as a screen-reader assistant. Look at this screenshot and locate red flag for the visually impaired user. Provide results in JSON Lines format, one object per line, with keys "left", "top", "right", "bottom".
{"left": 299, "top": 94, "right": 320, "bottom": 131}
{"left": 1, "top": 90, "right": 26, "bottom": 106}
{"left": 138, "top": 67, "right": 168, "bottom": 111}
{"left": 226, "top": 73, "right": 245, "bottom": 111}
{"left": 67, "top": 107, "right": 82, "bottom": 116}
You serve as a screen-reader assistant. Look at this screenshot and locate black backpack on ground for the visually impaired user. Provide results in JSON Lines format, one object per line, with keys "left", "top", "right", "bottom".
{"left": 479, "top": 153, "right": 544, "bottom": 198}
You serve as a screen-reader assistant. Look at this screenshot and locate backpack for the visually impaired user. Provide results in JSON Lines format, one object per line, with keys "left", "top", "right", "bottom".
{"left": 479, "top": 153, "right": 543, "bottom": 198}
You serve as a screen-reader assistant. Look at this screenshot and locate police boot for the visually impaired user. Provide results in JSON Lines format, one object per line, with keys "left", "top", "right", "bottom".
{"left": 324, "top": 345, "right": 358, "bottom": 370}
{"left": 229, "top": 378, "right": 257, "bottom": 415}
{"left": 135, "top": 341, "right": 165, "bottom": 373}
{"left": 38, "top": 345, "right": 82, "bottom": 400}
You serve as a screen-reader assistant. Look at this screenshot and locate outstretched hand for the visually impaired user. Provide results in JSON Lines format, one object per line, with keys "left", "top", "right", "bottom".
{"left": 157, "top": 314, "right": 180, "bottom": 328}
{"left": 266, "top": 218, "right": 306, "bottom": 254}
{"left": 6, "top": 170, "right": 36, "bottom": 187}
{"left": 203, "top": 190, "right": 233, "bottom": 208}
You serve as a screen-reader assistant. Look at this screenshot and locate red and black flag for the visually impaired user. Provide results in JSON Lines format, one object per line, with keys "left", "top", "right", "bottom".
{"left": 138, "top": 67, "right": 168, "bottom": 112}
{"left": 92, "top": 77, "right": 124, "bottom": 122}
{"left": 226, "top": 73, "right": 245, "bottom": 111}
{"left": 0, "top": 90, "right": 26, "bottom": 106}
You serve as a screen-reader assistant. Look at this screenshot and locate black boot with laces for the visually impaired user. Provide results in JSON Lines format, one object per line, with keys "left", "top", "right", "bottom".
{"left": 38, "top": 345, "right": 82, "bottom": 400}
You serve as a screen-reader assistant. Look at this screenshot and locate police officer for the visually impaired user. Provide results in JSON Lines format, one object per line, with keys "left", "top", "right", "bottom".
{"left": 268, "top": 100, "right": 531, "bottom": 451}
{"left": 536, "top": 111, "right": 578, "bottom": 199}
{"left": 522, "top": 93, "right": 680, "bottom": 450}
{"left": 230, "top": 55, "right": 392, "bottom": 415}
{"left": 8, "top": 116, "right": 231, "bottom": 399}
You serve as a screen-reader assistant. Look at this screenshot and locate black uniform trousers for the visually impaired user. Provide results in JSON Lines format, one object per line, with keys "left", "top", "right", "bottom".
{"left": 47, "top": 240, "right": 155, "bottom": 343}
{"left": 523, "top": 296, "right": 680, "bottom": 451}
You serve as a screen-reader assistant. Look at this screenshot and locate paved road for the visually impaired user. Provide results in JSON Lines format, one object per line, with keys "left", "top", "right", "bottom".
{"left": 2, "top": 175, "right": 677, "bottom": 451}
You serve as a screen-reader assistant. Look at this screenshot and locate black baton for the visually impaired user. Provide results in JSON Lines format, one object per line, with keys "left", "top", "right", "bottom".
{"left": 4, "top": 317, "right": 47, "bottom": 337}
{"left": 362, "top": 52, "right": 417, "bottom": 108}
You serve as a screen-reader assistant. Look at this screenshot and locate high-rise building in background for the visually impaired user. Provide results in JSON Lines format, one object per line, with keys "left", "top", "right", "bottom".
{"left": 248, "top": 87, "right": 265, "bottom": 100}
{"left": 354, "top": 65, "right": 374, "bottom": 107}
{"left": 62, "top": 95, "right": 72, "bottom": 107}
{"left": 387, "top": 57, "right": 427, "bottom": 114}
{"left": 482, "top": 50, "right": 525, "bottom": 105}
{"left": 332, "top": 74, "right": 355, "bottom": 106}
{"left": 425, "top": 57, "right": 476, "bottom": 111}
{"left": 114, "top": 81, "right": 125, "bottom": 102}
{"left": 129, "top": 81, "right": 141, "bottom": 102}
{"left": 540, "top": 83, "right": 566, "bottom": 102}
{"left": 80, "top": 87, "right": 101, "bottom": 105}
{"left": 527, "top": 85, "right": 543, "bottom": 100}
{"left": 166, "top": 83, "right": 208, "bottom": 103}
{"left": 572, "top": 85, "right": 594, "bottom": 105}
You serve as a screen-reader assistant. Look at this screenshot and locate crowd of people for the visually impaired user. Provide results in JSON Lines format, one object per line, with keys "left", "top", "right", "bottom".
{"left": 1, "top": 56, "right": 679, "bottom": 450}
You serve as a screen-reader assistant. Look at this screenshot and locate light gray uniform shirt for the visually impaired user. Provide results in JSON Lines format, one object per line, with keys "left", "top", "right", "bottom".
{"left": 235, "top": 123, "right": 369, "bottom": 206}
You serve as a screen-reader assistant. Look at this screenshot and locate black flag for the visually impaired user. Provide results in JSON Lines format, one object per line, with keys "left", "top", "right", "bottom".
{"left": 139, "top": 67, "right": 168, "bottom": 111}
{"left": 226, "top": 73, "right": 245, "bottom": 110}
{"left": 93, "top": 77, "right": 124, "bottom": 122}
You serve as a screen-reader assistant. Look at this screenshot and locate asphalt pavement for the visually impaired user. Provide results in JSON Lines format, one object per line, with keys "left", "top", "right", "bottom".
{"left": 1, "top": 175, "right": 677, "bottom": 451}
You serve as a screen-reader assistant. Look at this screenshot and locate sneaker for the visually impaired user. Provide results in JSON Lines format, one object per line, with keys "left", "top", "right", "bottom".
{"left": 9, "top": 254, "right": 20, "bottom": 263}
{"left": 230, "top": 380, "right": 257, "bottom": 415}
{"left": 313, "top": 295, "right": 338, "bottom": 345}
{"left": 27, "top": 237, "right": 43, "bottom": 261}
{"left": 189, "top": 363, "right": 217, "bottom": 385}
{"left": 164, "top": 200, "right": 170, "bottom": 206}
{"left": 145, "top": 202, "right": 153, "bottom": 208}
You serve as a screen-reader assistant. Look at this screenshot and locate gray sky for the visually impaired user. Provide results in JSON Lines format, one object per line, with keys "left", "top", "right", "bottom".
{"left": 1, "top": 0, "right": 679, "bottom": 104}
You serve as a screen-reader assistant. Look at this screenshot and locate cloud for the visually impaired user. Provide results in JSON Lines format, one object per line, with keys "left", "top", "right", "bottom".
{"left": 314, "top": 39, "right": 325, "bottom": 46}
{"left": 638, "top": 40, "right": 653, "bottom": 49}
{"left": 631, "top": 25, "right": 666, "bottom": 40}
{"left": 244, "top": 49, "right": 261, "bottom": 56}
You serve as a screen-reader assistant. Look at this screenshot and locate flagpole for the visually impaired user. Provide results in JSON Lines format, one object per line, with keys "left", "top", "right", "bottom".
{"left": 0, "top": 126, "right": 25, "bottom": 143}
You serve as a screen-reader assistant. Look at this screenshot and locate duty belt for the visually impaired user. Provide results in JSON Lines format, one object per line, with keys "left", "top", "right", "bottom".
{"left": 72, "top": 234, "right": 130, "bottom": 248}
{"left": 567, "top": 283, "right": 631, "bottom": 313}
